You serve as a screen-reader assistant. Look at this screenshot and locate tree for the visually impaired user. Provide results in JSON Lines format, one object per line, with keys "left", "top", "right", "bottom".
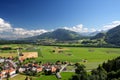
{"left": 6, "top": 72, "right": 10, "bottom": 80}
{"left": 89, "top": 65, "right": 107, "bottom": 80}
{"left": 25, "top": 76, "right": 30, "bottom": 80}
{"left": 71, "top": 63, "right": 88, "bottom": 80}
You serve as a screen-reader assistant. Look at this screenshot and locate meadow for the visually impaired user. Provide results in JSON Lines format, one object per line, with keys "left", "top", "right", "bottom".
{"left": 1, "top": 44, "right": 120, "bottom": 80}
{"left": 36, "top": 46, "right": 120, "bottom": 70}
{"left": 0, "top": 44, "right": 120, "bottom": 70}
{"left": 3, "top": 72, "right": 74, "bottom": 80}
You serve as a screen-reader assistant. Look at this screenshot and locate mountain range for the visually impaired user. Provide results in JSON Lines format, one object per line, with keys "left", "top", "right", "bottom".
{"left": 24, "top": 29, "right": 84, "bottom": 41}
{"left": 1, "top": 25, "right": 120, "bottom": 46}
{"left": 90, "top": 25, "right": 120, "bottom": 46}
{"left": 105, "top": 25, "right": 120, "bottom": 46}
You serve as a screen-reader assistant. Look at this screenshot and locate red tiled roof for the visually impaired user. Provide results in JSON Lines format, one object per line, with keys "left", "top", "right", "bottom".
{"left": 37, "top": 67, "right": 42, "bottom": 72}
{"left": 51, "top": 67, "right": 56, "bottom": 72}
{"left": 0, "top": 74, "right": 3, "bottom": 77}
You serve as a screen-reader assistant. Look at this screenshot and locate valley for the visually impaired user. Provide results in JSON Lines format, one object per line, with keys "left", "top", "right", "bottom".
{"left": 0, "top": 44, "right": 120, "bottom": 80}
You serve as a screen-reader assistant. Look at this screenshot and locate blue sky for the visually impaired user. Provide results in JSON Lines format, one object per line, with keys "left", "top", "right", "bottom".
{"left": 0, "top": 0, "right": 120, "bottom": 38}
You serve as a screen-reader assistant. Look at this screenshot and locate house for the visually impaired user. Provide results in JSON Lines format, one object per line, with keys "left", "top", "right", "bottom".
{"left": 1, "top": 68, "right": 16, "bottom": 77}
{"left": 51, "top": 66, "right": 57, "bottom": 73}
{"left": 19, "top": 68, "right": 26, "bottom": 73}
{"left": 0, "top": 73, "right": 3, "bottom": 79}
{"left": 36, "top": 67, "right": 43, "bottom": 72}
{"left": 32, "top": 64, "right": 39, "bottom": 67}
{"left": 1, "top": 70, "right": 7, "bottom": 78}
{"left": 9, "top": 68, "right": 16, "bottom": 76}
{"left": 32, "top": 67, "right": 36, "bottom": 71}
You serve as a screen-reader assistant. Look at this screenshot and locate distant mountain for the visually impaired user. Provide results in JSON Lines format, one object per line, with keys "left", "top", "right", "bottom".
{"left": 90, "top": 25, "right": 120, "bottom": 46}
{"left": 91, "top": 32, "right": 106, "bottom": 40}
{"left": 80, "top": 31, "right": 100, "bottom": 37}
{"left": 105, "top": 25, "right": 120, "bottom": 46}
{"left": 26, "top": 29, "right": 83, "bottom": 41}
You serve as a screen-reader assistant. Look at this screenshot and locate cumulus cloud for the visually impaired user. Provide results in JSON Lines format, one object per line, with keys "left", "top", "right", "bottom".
{"left": 0, "top": 18, "right": 47, "bottom": 39}
{"left": 63, "top": 24, "right": 96, "bottom": 33}
{"left": 0, "top": 18, "right": 12, "bottom": 32}
{"left": 13, "top": 28, "right": 47, "bottom": 37}
{"left": 63, "top": 21, "right": 120, "bottom": 33}
{"left": 102, "top": 21, "right": 120, "bottom": 31}
{"left": 1, "top": 18, "right": 120, "bottom": 39}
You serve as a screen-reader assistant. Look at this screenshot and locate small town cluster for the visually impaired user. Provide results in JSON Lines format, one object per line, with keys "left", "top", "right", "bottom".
{"left": 0, "top": 48, "right": 70, "bottom": 80}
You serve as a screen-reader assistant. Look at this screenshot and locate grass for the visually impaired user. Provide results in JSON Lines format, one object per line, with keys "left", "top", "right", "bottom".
{"left": 60, "top": 72, "right": 74, "bottom": 80}
{"left": 36, "top": 46, "right": 120, "bottom": 70}
{"left": 0, "top": 44, "right": 120, "bottom": 70}
{"left": 0, "top": 53, "right": 17, "bottom": 57}
{"left": 1, "top": 44, "right": 120, "bottom": 80}
{"left": 8, "top": 72, "right": 74, "bottom": 80}
{"left": 36, "top": 75, "right": 57, "bottom": 80}
{"left": 36, "top": 72, "right": 74, "bottom": 80}
{"left": 3, "top": 74, "right": 37, "bottom": 80}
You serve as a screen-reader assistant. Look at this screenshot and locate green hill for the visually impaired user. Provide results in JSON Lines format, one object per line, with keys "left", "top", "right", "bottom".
{"left": 27, "top": 29, "right": 82, "bottom": 41}
{"left": 105, "top": 25, "right": 120, "bottom": 46}
{"left": 91, "top": 32, "right": 106, "bottom": 40}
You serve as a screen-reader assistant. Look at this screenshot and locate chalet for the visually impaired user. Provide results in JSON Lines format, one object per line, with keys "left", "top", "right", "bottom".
{"left": 32, "top": 67, "right": 36, "bottom": 71}
{"left": 1, "top": 70, "right": 7, "bottom": 78}
{"left": 0, "top": 68, "right": 16, "bottom": 78}
{"left": 0, "top": 73, "right": 3, "bottom": 79}
{"left": 19, "top": 68, "right": 26, "bottom": 73}
{"left": 51, "top": 66, "right": 57, "bottom": 73}
{"left": 9, "top": 68, "right": 16, "bottom": 76}
{"left": 36, "top": 67, "right": 43, "bottom": 72}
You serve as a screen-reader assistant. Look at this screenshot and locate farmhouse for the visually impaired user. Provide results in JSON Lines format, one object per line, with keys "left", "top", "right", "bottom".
{"left": 8, "top": 68, "right": 16, "bottom": 76}
{"left": 36, "top": 67, "right": 43, "bottom": 72}
{"left": 0, "top": 68, "right": 16, "bottom": 78}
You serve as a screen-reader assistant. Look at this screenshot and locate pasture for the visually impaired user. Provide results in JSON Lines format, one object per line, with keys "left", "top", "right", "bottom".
{"left": 36, "top": 46, "right": 120, "bottom": 70}
{"left": 0, "top": 44, "right": 120, "bottom": 70}
{"left": 1, "top": 44, "right": 120, "bottom": 80}
{"left": 5, "top": 72, "right": 74, "bottom": 80}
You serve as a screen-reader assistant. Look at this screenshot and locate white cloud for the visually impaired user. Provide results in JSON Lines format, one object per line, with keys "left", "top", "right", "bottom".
{"left": 0, "top": 18, "right": 47, "bottom": 39}
{"left": 90, "top": 28, "right": 97, "bottom": 32}
{"left": 63, "top": 24, "right": 97, "bottom": 33}
{"left": 13, "top": 28, "right": 47, "bottom": 37}
{"left": 0, "top": 18, "right": 12, "bottom": 32}
{"left": 63, "top": 21, "right": 120, "bottom": 33}
{"left": 0, "top": 18, "right": 120, "bottom": 39}
{"left": 102, "top": 21, "right": 120, "bottom": 30}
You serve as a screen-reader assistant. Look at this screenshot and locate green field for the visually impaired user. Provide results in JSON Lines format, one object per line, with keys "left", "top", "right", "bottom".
{"left": 36, "top": 46, "right": 120, "bottom": 70}
{"left": 1, "top": 44, "right": 120, "bottom": 80}
{"left": 36, "top": 72, "right": 74, "bottom": 80}
{"left": 3, "top": 74, "right": 37, "bottom": 80}
{"left": 0, "top": 44, "right": 120, "bottom": 70}
{"left": 7, "top": 72, "right": 74, "bottom": 80}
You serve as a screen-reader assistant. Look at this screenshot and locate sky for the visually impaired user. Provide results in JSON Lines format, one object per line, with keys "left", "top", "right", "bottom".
{"left": 0, "top": 0, "right": 120, "bottom": 39}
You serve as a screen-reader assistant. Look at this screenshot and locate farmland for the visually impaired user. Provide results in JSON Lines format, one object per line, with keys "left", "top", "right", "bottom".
{"left": 0, "top": 44, "right": 120, "bottom": 70}
{"left": 0, "top": 44, "right": 120, "bottom": 80}
{"left": 37, "top": 46, "right": 120, "bottom": 70}
{"left": 3, "top": 72, "right": 74, "bottom": 80}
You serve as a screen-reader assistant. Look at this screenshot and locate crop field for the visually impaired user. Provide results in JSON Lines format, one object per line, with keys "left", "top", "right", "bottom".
{"left": 0, "top": 44, "right": 120, "bottom": 70}
{"left": 36, "top": 46, "right": 120, "bottom": 70}
{"left": 1, "top": 44, "right": 120, "bottom": 80}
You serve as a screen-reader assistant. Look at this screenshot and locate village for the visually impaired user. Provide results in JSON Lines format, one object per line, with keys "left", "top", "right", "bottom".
{"left": 0, "top": 48, "right": 75, "bottom": 80}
